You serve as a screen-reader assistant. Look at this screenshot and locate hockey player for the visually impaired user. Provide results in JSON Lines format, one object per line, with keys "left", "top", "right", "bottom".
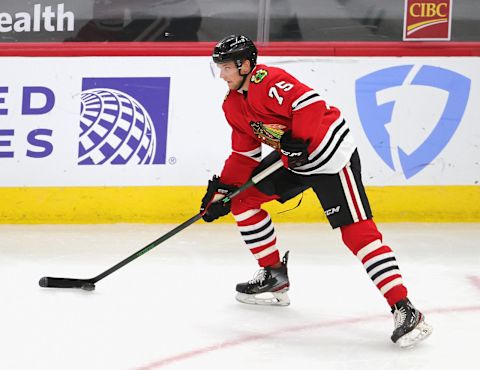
{"left": 200, "top": 34, "right": 432, "bottom": 348}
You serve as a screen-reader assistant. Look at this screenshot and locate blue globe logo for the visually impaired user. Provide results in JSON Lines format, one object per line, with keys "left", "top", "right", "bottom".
{"left": 78, "top": 88, "right": 157, "bottom": 165}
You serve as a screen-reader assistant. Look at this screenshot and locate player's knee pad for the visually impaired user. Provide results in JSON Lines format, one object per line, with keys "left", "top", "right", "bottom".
{"left": 340, "top": 219, "right": 383, "bottom": 255}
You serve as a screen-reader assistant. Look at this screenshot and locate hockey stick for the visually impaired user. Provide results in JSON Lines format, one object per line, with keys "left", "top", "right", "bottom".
{"left": 39, "top": 159, "right": 284, "bottom": 291}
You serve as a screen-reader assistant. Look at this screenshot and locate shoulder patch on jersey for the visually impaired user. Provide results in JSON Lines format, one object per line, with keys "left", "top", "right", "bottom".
{"left": 251, "top": 69, "right": 268, "bottom": 84}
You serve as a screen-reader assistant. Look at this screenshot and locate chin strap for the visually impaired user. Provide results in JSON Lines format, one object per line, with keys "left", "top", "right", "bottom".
{"left": 236, "top": 63, "right": 254, "bottom": 90}
{"left": 239, "top": 72, "right": 249, "bottom": 90}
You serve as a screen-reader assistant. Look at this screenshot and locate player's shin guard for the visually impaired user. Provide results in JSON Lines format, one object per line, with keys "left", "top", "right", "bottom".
{"left": 340, "top": 220, "right": 408, "bottom": 306}
{"left": 233, "top": 208, "right": 288, "bottom": 306}
{"left": 234, "top": 209, "right": 280, "bottom": 267}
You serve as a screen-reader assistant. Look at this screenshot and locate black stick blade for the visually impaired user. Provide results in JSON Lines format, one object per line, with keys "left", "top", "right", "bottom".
{"left": 39, "top": 277, "right": 95, "bottom": 291}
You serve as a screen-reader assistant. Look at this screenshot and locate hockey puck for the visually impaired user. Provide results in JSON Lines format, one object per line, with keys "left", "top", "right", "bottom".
{"left": 39, "top": 277, "right": 48, "bottom": 287}
{"left": 81, "top": 283, "right": 95, "bottom": 291}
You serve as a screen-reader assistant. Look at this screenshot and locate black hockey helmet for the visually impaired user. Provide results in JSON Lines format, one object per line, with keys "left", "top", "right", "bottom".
{"left": 212, "top": 35, "right": 258, "bottom": 70}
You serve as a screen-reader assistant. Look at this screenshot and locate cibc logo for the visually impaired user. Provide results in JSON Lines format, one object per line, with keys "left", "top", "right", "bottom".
{"left": 355, "top": 65, "right": 470, "bottom": 179}
{"left": 403, "top": 0, "right": 452, "bottom": 40}
{"left": 79, "top": 77, "right": 170, "bottom": 165}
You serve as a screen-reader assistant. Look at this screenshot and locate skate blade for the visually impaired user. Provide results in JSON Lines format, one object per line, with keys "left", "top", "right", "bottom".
{"left": 397, "top": 320, "right": 433, "bottom": 349}
{"left": 235, "top": 291, "right": 290, "bottom": 306}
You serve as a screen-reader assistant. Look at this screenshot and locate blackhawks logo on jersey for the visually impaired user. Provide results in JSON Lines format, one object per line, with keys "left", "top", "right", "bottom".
{"left": 250, "top": 121, "right": 286, "bottom": 149}
{"left": 251, "top": 69, "right": 268, "bottom": 84}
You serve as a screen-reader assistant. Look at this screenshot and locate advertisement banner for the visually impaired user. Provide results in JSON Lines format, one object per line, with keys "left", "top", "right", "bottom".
{"left": 0, "top": 56, "right": 230, "bottom": 187}
{"left": 403, "top": 0, "right": 452, "bottom": 41}
{"left": 0, "top": 56, "right": 478, "bottom": 187}
{"left": 79, "top": 77, "right": 170, "bottom": 165}
{"left": 264, "top": 57, "right": 477, "bottom": 186}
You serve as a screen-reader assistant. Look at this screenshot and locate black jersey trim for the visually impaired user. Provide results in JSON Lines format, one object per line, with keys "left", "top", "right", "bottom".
{"left": 294, "top": 127, "right": 349, "bottom": 173}
{"left": 308, "top": 120, "right": 346, "bottom": 163}
{"left": 292, "top": 93, "right": 320, "bottom": 110}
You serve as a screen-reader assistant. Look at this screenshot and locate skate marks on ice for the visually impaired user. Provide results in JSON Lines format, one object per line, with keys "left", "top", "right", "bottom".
{"left": 132, "top": 305, "right": 480, "bottom": 370}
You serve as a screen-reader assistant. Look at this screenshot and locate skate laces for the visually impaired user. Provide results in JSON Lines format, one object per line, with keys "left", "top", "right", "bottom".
{"left": 246, "top": 252, "right": 289, "bottom": 286}
{"left": 248, "top": 269, "right": 270, "bottom": 286}
{"left": 393, "top": 306, "right": 407, "bottom": 329}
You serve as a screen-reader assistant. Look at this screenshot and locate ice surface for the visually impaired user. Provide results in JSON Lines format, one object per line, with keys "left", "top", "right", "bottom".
{"left": 1, "top": 223, "right": 479, "bottom": 370}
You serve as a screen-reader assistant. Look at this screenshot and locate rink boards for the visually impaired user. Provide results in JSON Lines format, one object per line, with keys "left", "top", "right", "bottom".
{"left": 0, "top": 44, "right": 478, "bottom": 223}
{"left": 0, "top": 185, "right": 478, "bottom": 223}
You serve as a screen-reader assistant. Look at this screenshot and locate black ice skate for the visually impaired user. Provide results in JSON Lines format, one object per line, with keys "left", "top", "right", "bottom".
{"left": 391, "top": 298, "right": 432, "bottom": 348}
{"left": 235, "top": 251, "right": 290, "bottom": 306}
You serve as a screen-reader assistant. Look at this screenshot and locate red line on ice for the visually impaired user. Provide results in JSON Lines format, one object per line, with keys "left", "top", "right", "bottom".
{"left": 468, "top": 275, "right": 480, "bottom": 291}
{"left": 132, "top": 305, "right": 480, "bottom": 370}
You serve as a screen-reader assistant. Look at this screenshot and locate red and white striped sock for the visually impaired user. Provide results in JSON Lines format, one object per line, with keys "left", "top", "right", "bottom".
{"left": 234, "top": 208, "right": 279, "bottom": 267}
{"left": 341, "top": 220, "right": 407, "bottom": 306}
{"left": 355, "top": 240, "right": 407, "bottom": 306}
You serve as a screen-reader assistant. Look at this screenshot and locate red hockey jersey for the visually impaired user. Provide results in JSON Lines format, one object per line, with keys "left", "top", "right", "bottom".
{"left": 220, "top": 64, "right": 356, "bottom": 185}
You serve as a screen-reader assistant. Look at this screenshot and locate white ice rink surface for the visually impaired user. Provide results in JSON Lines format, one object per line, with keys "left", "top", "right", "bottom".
{"left": 1, "top": 223, "right": 479, "bottom": 370}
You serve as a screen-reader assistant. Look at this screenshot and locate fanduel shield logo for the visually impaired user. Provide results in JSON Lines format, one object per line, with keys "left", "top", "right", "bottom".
{"left": 79, "top": 77, "right": 170, "bottom": 165}
{"left": 355, "top": 65, "right": 470, "bottom": 178}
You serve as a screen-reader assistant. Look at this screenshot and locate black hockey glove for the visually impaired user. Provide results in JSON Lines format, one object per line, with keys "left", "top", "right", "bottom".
{"left": 280, "top": 131, "right": 310, "bottom": 168}
{"left": 200, "top": 176, "right": 238, "bottom": 222}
